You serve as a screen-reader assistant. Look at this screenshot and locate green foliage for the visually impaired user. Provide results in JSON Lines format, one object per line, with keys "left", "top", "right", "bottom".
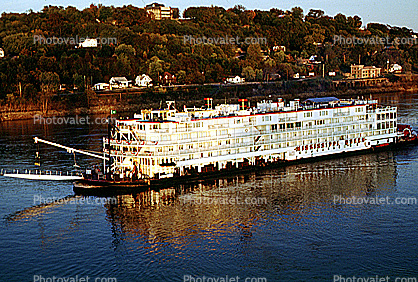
{"left": 291, "top": 7, "right": 304, "bottom": 20}
{"left": 148, "top": 56, "right": 164, "bottom": 82}
{"left": 39, "top": 71, "right": 60, "bottom": 113}
{"left": 0, "top": 3, "right": 416, "bottom": 108}
{"left": 176, "top": 70, "right": 187, "bottom": 84}
{"left": 115, "top": 44, "right": 136, "bottom": 57}
{"left": 246, "top": 44, "right": 263, "bottom": 68}
{"left": 40, "top": 72, "right": 60, "bottom": 91}
{"left": 3, "top": 33, "right": 33, "bottom": 55}
{"left": 73, "top": 73, "right": 84, "bottom": 91}
{"left": 255, "top": 69, "right": 263, "bottom": 81}
{"left": 241, "top": 66, "right": 255, "bottom": 81}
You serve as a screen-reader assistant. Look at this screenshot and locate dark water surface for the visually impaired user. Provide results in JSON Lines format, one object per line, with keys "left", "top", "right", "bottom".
{"left": 1, "top": 93, "right": 418, "bottom": 282}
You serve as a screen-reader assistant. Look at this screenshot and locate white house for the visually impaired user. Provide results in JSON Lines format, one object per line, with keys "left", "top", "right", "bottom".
{"left": 226, "top": 76, "right": 245, "bottom": 84}
{"left": 293, "top": 73, "right": 300, "bottom": 79}
{"left": 389, "top": 64, "right": 402, "bottom": 73}
{"left": 93, "top": 83, "right": 110, "bottom": 91}
{"left": 135, "top": 74, "right": 153, "bottom": 87}
{"left": 309, "top": 55, "right": 321, "bottom": 64}
{"left": 0, "top": 48, "right": 4, "bottom": 58}
{"left": 79, "top": 38, "right": 98, "bottom": 48}
{"left": 109, "top": 77, "right": 131, "bottom": 89}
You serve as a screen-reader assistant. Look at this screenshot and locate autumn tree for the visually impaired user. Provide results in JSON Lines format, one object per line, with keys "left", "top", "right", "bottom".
{"left": 73, "top": 73, "right": 85, "bottom": 91}
{"left": 255, "top": 69, "right": 264, "bottom": 81}
{"left": 242, "top": 66, "right": 255, "bottom": 81}
{"left": 84, "top": 88, "right": 98, "bottom": 107}
{"left": 39, "top": 72, "right": 60, "bottom": 114}
{"left": 176, "top": 70, "right": 187, "bottom": 85}
{"left": 148, "top": 56, "right": 164, "bottom": 83}
{"left": 246, "top": 44, "right": 263, "bottom": 68}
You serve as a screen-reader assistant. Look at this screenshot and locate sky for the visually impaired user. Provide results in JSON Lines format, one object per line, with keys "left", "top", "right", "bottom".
{"left": 0, "top": 0, "right": 417, "bottom": 32}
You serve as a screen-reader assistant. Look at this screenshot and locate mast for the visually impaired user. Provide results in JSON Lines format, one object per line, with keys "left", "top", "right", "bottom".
{"left": 107, "top": 115, "right": 113, "bottom": 180}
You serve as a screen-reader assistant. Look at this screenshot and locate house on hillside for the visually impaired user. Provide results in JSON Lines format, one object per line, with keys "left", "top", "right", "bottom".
{"left": 109, "top": 77, "right": 131, "bottom": 89}
{"left": 309, "top": 55, "right": 321, "bottom": 64}
{"left": 159, "top": 72, "right": 176, "bottom": 85}
{"left": 93, "top": 83, "right": 110, "bottom": 91}
{"left": 79, "top": 38, "right": 98, "bottom": 48}
{"left": 389, "top": 64, "right": 402, "bottom": 73}
{"left": 135, "top": 74, "right": 153, "bottom": 87}
{"left": 350, "top": 65, "right": 381, "bottom": 79}
{"left": 226, "top": 76, "right": 245, "bottom": 84}
{"left": 0, "top": 48, "right": 4, "bottom": 58}
{"left": 145, "top": 3, "right": 179, "bottom": 20}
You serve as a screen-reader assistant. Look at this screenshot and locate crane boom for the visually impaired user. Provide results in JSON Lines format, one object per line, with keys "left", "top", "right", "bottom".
{"left": 34, "top": 137, "right": 109, "bottom": 161}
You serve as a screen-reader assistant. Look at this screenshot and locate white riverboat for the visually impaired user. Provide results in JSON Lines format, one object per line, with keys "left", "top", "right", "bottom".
{"left": 104, "top": 97, "right": 398, "bottom": 180}
{"left": 25, "top": 96, "right": 415, "bottom": 193}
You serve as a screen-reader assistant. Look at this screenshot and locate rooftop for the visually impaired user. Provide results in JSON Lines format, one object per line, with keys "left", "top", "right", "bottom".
{"left": 110, "top": 77, "right": 129, "bottom": 82}
{"left": 304, "top": 97, "right": 339, "bottom": 103}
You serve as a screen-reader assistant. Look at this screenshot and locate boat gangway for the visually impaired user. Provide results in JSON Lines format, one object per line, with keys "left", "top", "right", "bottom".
{"left": 0, "top": 169, "right": 83, "bottom": 181}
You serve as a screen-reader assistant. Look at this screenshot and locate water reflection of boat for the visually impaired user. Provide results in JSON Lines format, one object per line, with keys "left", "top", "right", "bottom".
{"left": 4, "top": 150, "right": 397, "bottom": 252}
{"left": 102, "top": 152, "right": 397, "bottom": 244}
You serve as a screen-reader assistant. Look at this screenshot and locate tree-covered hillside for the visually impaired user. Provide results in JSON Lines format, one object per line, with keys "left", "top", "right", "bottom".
{"left": 0, "top": 4, "right": 417, "bottom": 104}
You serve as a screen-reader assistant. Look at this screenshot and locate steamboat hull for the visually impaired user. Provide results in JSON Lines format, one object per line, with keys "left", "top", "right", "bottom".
{"left": 72, "top": 138, "right": 417, "bottom": 196}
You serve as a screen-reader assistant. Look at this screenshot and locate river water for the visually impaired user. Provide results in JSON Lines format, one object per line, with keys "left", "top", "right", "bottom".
{"left": 1, "top": 92, "right": 418, "bottom": 282}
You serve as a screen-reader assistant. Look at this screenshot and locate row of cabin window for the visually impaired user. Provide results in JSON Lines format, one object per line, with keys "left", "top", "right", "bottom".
{"left": 271, "top": 122, "right": 303, "bottom": 131}
{"left": 377, "top": 113, "right": 396, "bottom": 120}
{"left": 377, "top": 121, "right": 396, "bottom": 130}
